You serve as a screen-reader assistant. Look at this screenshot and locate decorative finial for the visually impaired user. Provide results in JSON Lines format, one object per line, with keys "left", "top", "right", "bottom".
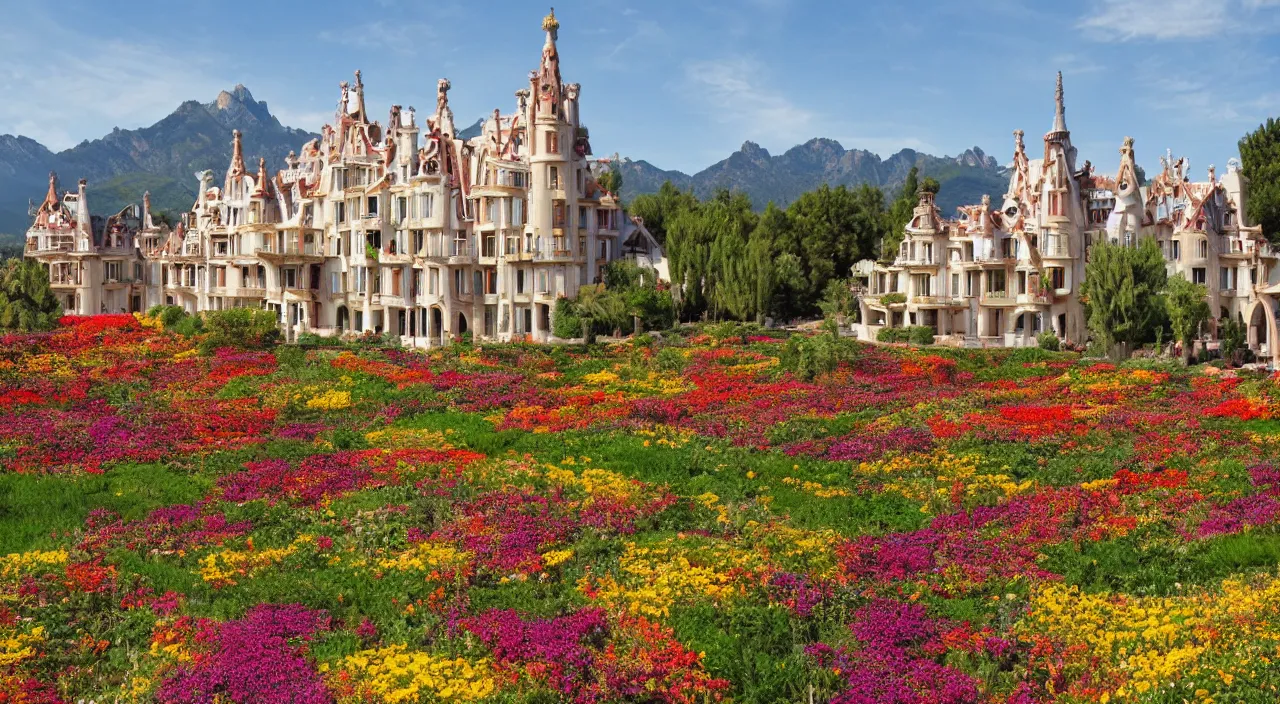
{"left": 543, "top": 7, "right": 559, "bottom": 34}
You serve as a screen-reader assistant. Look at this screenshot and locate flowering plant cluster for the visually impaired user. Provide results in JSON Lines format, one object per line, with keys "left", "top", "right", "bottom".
{"left": 6, "top": 316, "right": 1280, "bottom": 702}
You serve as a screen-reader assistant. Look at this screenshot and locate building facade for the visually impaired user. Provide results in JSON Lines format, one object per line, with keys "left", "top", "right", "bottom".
{"left": 858, "top": 73, "right": 1280, "bottom": 364}
{"left": 25, "top": 10, "right": 631, "bottom": 345}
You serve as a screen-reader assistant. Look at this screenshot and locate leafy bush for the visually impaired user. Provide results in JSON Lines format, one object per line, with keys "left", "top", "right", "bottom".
{"left": 1037, "top": 331, "right": 1061, "bottom": 351}
{"left": 0, "top": 259, "right": 61, "bottom": 332}
{"left": 200, "top": 308, "right": 280, "bottom": 351}
{"left": 877, "top": 327, "right": 907, "bottom": 343}
{"left": 147, "top": 305, "right": 193, "bottom": 330}
{"left": 552, "top": 298, "right": 583, "bottom": 339}
{"left": 880, "top": 292, "right": 907, "bottom": 305}
{"left": 781, "top": 331, "right": 849, "bottom": 380}
{"left": 908, "top": 326, "right": 935, "bottom": 346}
{"left": 627, "top": 286, "right": 676, "bottom": 332}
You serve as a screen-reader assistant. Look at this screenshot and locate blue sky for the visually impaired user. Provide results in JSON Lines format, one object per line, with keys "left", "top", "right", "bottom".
{"left": 3, "top": 0, "right": 1280, "bottom": 178}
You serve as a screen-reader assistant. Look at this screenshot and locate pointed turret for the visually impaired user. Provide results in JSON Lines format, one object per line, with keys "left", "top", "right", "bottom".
{"left": 41, "top": 171, "right": 58, "bottom": 209}
{"left": 255, "top": 157, "right": 271, "bottom": 197}
{"left": 1051, "top": 71, "right": 1067, "bottom": 135}
{"left": 33, "top": 171, "right": 64, "bottom": 229}
{"left": 229, "top": 130, "right": 246, "bottom": 180}
{"left": 436, "top": 78, "right": 456, "bottom": 137}
{"left": 535, "top": 8, "right": 564, "bottom": 119}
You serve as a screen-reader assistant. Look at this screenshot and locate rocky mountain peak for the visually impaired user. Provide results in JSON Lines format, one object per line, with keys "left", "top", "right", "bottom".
{"left": 205, "top": 85, "right": 277, "bottom": 131}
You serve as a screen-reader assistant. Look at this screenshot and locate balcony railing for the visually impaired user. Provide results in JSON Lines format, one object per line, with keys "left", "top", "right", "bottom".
{"left": 258, "top": 242, "right": 320, "bottom": 256}
{"left": 448, "top": 243, "right": 476, "bottom": 264}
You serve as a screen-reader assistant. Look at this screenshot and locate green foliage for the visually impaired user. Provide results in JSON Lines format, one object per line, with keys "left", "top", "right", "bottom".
{"left": 875, "top": 326, "right": 934, "bottom": 345}
{"left": 1079, "top": 239, "right": 1168, "bottom": 356}
{"left": 0, "top": 258, "right": 61, "bottom": 332}
{"left": 877, "top": 327, "right": 907, "bottom": 343}
{"left": 882, "top": 167, "right": 919, "bottom": 263}
{"left": 147, "top": 304, "right": 203, "bottom": 336}
{"left": 781, "top": 330, "right": 849, "bottom": 380}
{"left": 1165, "top": 274, "right": 1210, "bottom": 363}
{"left": 624, "top": 181, "right": 698, "bottom": 246}
{"left": 1239, "top": 118, "right": 1280, "bottom": 243}
{"left": 655, "top": 181, "right": 887, "bottom": 323}
{"left": 596, "top": 164, "right": 623, "bottom": 197}
{"left": 817, "top": 278, "right": 856, "bottom": 322}
{"left": 1037, "top": 331, "right": 1061, "bottom": 351}
{"left": 920, "top": 176, "right": 941, "bottom": 194}
{"left": 1220, "top": 313, "right": 1247, "bottom": 364}
{"left": 880, "top": 292, "right": 906, "bottom": 306}
{"left": 908, "top": 325, "right": 936, "bottom": 346}
{"left": 200, "top": 307, "right": 281, "bottom": 351}
{"left": 782, "top": 184, "right": 887, "bottom": 315}
{"left": 552, "top": 297, "right": 583, "bottom": 339}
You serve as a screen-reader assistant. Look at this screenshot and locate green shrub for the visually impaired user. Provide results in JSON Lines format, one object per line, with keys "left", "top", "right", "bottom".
{"left": 552, "top": 298, "right": 583, "bottom": 339}
{"left": 147, "top": 304, "right": 197, "bottom": 332}
{"left": 880, "top": 292, "right": 906, "bottom": 305}
{"left": 877, "top": 327, "right": 907, "bottom": 343}
{"left": 201, "top": 307, "right": 280, "bottom": 351}
{"left": 1037, "top": 331, "right": 1061, "bottom": 351}
{"left": 908, "top": 326, "right": 935, "bottom": 346}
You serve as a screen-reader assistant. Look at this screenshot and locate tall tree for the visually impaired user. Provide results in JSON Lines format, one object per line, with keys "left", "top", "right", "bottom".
{"left": 1240, "top": 118, "right": 1280, "bottom": 243}
{"left": 703, "top": 190, "right": 759, "bottom": 320}
{"left": 882, "top": 166, "right": 920, "bottom": 262}
{"left": 1079, "top": 239, "right": 1168, "bottom": 356}
{"left": 1165, "top": 273, "right": 1210, "bottom": 364}
{"left": 625, "top": 181, "right": 698, "bottom": 246}
{"left": 0, "top": 259, "right": 62, "bottom": 332}
{"left": 783, "top": 184, "right": 885, "bottom": 315}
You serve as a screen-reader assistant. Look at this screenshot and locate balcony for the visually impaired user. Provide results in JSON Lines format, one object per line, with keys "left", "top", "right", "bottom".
{"left": 1016, "top": 292, "right": 1051, "bottom": 305}
{"left": 895, "top": 255, "right": 938, "bottom": 268}
{"left": 257, "top": 242, "right": 324, "bottom": 262}
{"left": 910, "top": 295, "right": 966, "bottom": 307}
{"left": 1040, "top": 243, "right": 1071, "bottom": 258}
{"left": 980, "top": 292, "right": 1016, "bottom": 306}
{"left": 533, "top": 245, "right": 576, "bottom": 262}
{"left": 26, "top": 236, "right": 78, "bottom": 255}
{"left": 448, "top": 242, "right": 476, "bottom": 265}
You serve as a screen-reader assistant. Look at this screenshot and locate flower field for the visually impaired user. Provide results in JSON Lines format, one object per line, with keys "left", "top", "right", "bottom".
{"left": 5, "top": 316, "right": 1280, "bottom": 703}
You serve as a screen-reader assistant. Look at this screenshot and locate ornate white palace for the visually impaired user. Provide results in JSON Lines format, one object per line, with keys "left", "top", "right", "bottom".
{"left": 24, "top": 10, "right": 662, "bottom": 345}
{"left": 857, "top": 73, "right": 1280, "bottom": 364}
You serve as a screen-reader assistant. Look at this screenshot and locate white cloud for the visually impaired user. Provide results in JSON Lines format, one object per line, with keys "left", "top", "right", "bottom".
{"left": 1077, "top": 0, "right": 1280, "bottom": 40}
{"left": 0, "top": 16, "right": 229, "bottom": 150}
{"left": 683, "top": 56, "right": 816, "bottom": 145}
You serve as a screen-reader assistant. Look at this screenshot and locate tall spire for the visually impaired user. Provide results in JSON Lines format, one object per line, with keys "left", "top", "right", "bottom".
{"left": 1052, "top": 71, "right": 1067, "bottom": 134}
{"left": 42, "top": 171, "right": 58, "bottom": 208}
{"left": 229, "top": 130, "right": 245, "bottom": 179}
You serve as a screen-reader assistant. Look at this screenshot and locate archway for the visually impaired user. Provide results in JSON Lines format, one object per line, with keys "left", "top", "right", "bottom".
{"left": 457, "top": 312, "right": 469, "bottom": 338}
{"left": 336, "top": 306, "right": 349, "bottom": 332}
{"left": 430, "top": 307, "right": 444, "bottom": 346}
{"left": 1247, "top": 299, "right": 1272, "bottom": 358}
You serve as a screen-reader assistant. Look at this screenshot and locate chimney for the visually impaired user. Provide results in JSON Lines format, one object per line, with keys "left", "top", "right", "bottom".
{"left": 76, "top": 178, "right": 90, "bottom": 235}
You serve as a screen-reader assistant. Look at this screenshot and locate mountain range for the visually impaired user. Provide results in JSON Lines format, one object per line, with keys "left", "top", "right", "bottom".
{"left": 618, "top": 140, "right": 1008, "bottom": 214}
{"left": 0, "top": 85, "right": 318, "bottom": 236}
{"left": 0, "top": 86, "right": 1007, "bottom": 235}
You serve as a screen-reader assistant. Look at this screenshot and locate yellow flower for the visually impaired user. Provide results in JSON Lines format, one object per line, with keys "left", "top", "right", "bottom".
{"left": 306, "top": 389, "right": 352, "bottom": 411}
